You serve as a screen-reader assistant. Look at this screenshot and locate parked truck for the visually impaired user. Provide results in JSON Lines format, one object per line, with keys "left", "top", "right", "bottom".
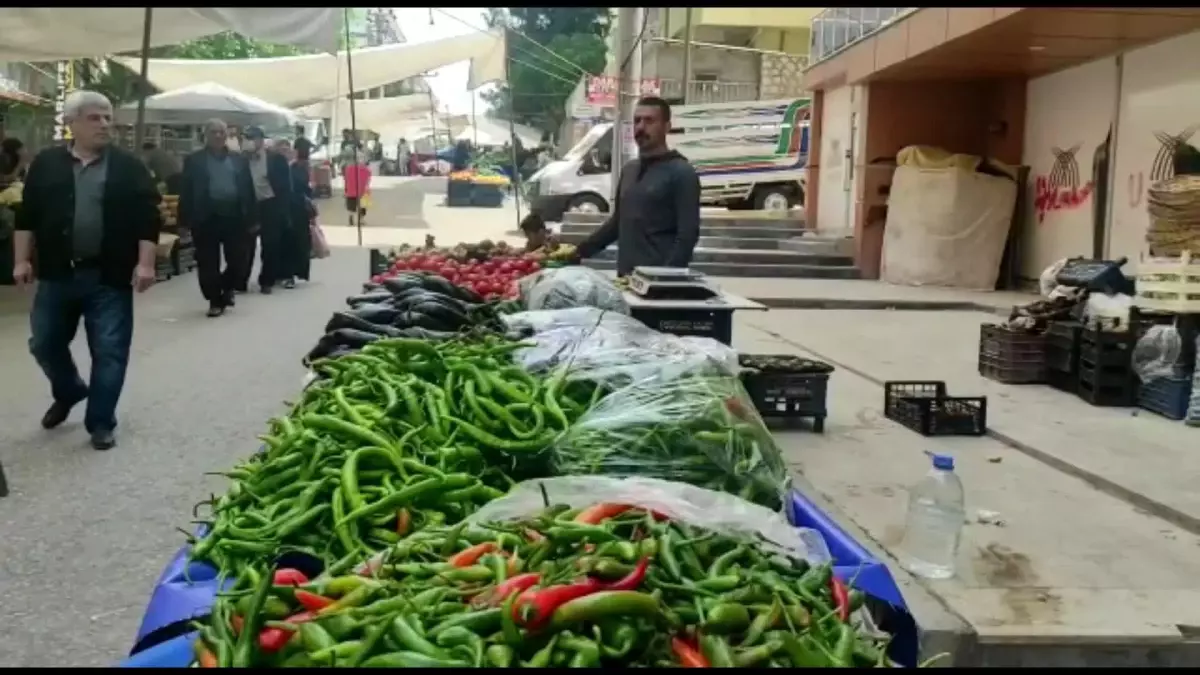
{"left": 525, "top": 97, "right": 809, "bottom": 220}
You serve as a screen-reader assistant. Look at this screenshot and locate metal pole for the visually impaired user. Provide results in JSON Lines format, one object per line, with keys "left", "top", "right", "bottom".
{"left": 610, "top": 7, "right": 636, "bottom": 206}
{"left": 133, "top": 8, "right": 154, "bottom": 150}
{"left": 504, "top": 28, "right": 522, "bottom": 228}
{"left": 343, "top": 9, "right": 362, "bottom": 247}
{"left": 681, "top": 8, "right": 693, "bottom": 105}
{"left": 470, "top": 93, "right": 478, "bottom": 148}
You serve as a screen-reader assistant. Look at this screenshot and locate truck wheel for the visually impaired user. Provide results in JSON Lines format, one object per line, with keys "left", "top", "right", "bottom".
{"left": 566, "top": 194, "right": 609, "bottom": 214}
{"left": 752, "top": 185, "right": 796, "bottom": 213}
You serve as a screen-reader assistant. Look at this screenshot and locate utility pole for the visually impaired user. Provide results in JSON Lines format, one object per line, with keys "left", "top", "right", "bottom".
{"left": 681, "top": 8, "right": 694, "bottom": 105}
{"left": 610, "top": 6, "right": 637, "bottom": 206}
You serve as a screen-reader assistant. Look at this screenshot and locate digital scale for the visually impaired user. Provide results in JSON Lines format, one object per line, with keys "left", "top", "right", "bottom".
{"left": 628, "top": 266, "right": 719, "bottom": 301}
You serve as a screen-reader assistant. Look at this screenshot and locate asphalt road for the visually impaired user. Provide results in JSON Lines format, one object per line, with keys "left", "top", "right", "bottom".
{"left": 0, "top": 248, "right": 369, "bottom": 666}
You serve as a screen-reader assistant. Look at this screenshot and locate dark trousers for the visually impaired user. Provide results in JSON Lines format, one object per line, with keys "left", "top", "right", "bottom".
{"left": 245, "top": 197, "right": 287, "bottom": 289}
{"left": 285, "top": 206, "right": 313, "bottom": 281}
{"left": 193, "top": 213, "right": 246, "bottom": 305}
{"left": 28, "top": 266, "right": 133, "bottom": 434}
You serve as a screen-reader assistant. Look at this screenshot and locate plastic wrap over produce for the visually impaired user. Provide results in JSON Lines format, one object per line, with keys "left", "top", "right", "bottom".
{"left": 503, "top": 307, "right": 740, "bottom": 385}
{"left": 518, "top": 266, "right": 630, "bottom": 314}
{"left": 1133, "top": 325, "right": 1184, "bottom": 383}
{"left": 467, "top": 476, "right": 831, "bottom": 565}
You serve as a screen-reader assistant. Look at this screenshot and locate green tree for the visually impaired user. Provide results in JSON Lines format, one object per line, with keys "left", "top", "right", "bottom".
{"left": 482, "top": 8, "right": 610, "bottom": 134}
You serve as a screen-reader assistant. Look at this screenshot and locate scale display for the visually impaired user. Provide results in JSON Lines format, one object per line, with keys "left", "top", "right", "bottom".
{"left": 628, "top": 266, "right": 719, "bottom": 301}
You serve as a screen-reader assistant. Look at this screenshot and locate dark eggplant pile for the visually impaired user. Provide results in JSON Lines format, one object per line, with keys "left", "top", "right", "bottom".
{"left": 303, "top": 272, "right": 516, "bottom": 364}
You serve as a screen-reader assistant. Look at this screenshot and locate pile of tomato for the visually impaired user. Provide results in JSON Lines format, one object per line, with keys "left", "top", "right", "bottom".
{"left": 370, "top": 252, "right": 542, "bottom": 300}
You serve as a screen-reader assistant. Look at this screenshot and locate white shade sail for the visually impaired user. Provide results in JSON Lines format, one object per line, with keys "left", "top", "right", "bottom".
{"left": 114, "top": 82, "right": 301, "bottom": 129}
{"left": 112, "top": 30, "right": 508, "bottom": 109}
{"left": 456, "top": 118, "right": 543, "bottom": 148}
{"left": 0, "top": 8, "right": 341, "bottom": 61}
{"left": 295, "top": 95, "right": 433, "bottom": 133}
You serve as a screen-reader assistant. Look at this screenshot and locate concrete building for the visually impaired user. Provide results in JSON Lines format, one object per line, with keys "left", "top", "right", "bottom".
{"left": 801, "top": 7, "right": 1200, "bottom": 281}
{"left": 0, "top": 62, "right": 57, "bottom": 149}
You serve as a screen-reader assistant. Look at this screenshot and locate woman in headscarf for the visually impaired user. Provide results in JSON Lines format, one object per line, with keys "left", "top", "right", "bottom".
{"left": 273, "top": 140, "right": 315, "bottom": 288}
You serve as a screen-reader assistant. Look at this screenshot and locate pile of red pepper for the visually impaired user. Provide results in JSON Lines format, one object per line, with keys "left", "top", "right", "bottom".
{"left": 193, "top": 502, "right": 896, "bottom": 668}
{"left": 372, "top": 250, "right": 543, "bottom": 301}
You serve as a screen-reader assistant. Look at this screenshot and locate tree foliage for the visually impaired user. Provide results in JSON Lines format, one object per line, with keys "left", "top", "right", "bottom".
{"left": 482, "top": 8, "right": 610, "bottom": 134}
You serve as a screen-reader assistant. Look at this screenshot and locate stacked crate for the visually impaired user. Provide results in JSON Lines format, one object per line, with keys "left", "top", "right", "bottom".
{"left": 1044, "top": 320, "right": 1083, "bottom": 393}
{"left": 1077, "top": 327, "right": 1138, "bottom": 406}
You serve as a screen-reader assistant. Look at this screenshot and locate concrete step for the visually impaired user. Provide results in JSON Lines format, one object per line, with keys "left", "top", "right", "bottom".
{"left": 559, "top": 232, "right": 794, "bottom": 250}
{"left": 779, "top": 236, "right": 855, "bottom": 257}
{"left": 583, "top": 258, "right": 861, "bottom": 279}
{"left": 561, "top": 222, "right": 804, "bottom": 240}
{"left": 561, "top": 211, "right": 805, "bottom": 229}
{"left": 587, "top": 246, "right": 852, "bottom": 267}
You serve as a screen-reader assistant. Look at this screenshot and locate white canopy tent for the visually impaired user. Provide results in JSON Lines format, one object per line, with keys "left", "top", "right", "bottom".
{"left": 0, "top": 8, "right": 341, "bottom": 60}
{"left": 295, "top": 95, "right": 432, "bottom": 134}
{"left": 112, "top": 30, "right": 508, "bottom": 109}
{"left": 456, "top": 118, "right": 543, "bottom": 148}
{"left": 115, "top": 82, "right": 302, "bottom": 129}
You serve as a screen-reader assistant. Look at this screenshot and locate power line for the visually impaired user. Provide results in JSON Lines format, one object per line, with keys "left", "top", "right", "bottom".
{"left": 431, "top": 7, "right": 593, "bottom": 79}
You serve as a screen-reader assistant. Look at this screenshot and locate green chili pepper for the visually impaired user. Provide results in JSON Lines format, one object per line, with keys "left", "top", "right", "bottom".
{"left": 485, "top": 644, "right": 515, "bottom": 668}
{"left": 700, "top": 634, "right": 736, "bottom": 668}
{"left": 525, "top": 634, "right": 560, "bottom": 668}
{"left": 358, "top": 650, "right": 469, "bottom": 668}
{"left": 231, "top": 564, "right": 275, "bottom": 667}
{"left": 427, "top": 608, "right": 503, "bottom": 639}
{"left": 704, "top": 603, "right": 751, "bottom": 634}
{"left": 548, "top": 591, "right": 661, "bottom": 630}
{"left": 389, "top": 613, "right": 450, "bottom": 660}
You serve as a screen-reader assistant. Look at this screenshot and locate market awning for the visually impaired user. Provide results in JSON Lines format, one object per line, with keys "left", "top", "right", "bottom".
{"left": 295, "top": 95, "right": 432, "bottom": 133}
{"left": 114, "top": 82, "right": 301, "bottom": 129}
{"left": 112, "top": 30, "right": 508, "bottom": 108}
{"left": 0, "top": 8, "right": 341, "bottom": 61}
{"left": 456, "top": 119, "right": 543, "bottom": 148}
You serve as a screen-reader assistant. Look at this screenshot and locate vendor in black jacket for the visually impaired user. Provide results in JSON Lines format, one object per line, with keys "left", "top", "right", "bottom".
{"left": 572, "top": 96, "right": 701, "bottom": 275}
{"left": 12, "top": 89, "right": 161, "bottom": 451}
{"left": 240, "top": 126, "right": 293, "bottom": 295}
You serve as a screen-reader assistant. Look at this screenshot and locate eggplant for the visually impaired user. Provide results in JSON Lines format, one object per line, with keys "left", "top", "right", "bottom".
{"left": 393, "top": 327, "right": 461, "bottom": 341}
{"left": 381, "top": 275, "right": 428, "bottom": 295}
{"left": 347, "top": 303, "right": 402, "bottom": 325}
{"left": 391, "top": 288, "right": 456, "bottom": 307}
{"left": 417, "top": 274, "right": 483, "bottom": 303}
{"left": 394, "top": 310, "right": 455, "bottom": 332}
{"left": 325, "top": 312, "right": 406, "bottom": 337}
{"left": 408, "top": 300, "right": 471, "bottom": 329}
{"left": 346, "top": 291, "right": 394, "bottom": 307}
{"left": 326, "top": 328, "right": 384, "bottom": 349}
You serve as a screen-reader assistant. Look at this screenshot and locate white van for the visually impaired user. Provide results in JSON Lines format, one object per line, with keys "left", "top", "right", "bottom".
{"left": 525, "top": 97, "right": 810, "bottom": 220}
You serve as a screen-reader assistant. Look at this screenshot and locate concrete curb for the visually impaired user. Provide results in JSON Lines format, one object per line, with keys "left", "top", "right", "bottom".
{"left": 749, "top": 297, "right": 1011, "bottom": 316}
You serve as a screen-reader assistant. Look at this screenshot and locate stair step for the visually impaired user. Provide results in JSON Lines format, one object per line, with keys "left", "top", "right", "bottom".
{"left": 583, "top": 259, "right": 860, "bottom": 279}
{"left": 778, "top": 237, "right": 854, "bottom": 257}
{"left": 587, "top": 247, "right": 851, "bottom": 267}
{"left": 559, "top": 232, "right": 796, "bottom": 250}
{"left": 561, "top": 222, "right": 804, "bottom": 240}
{"left": 561, "top": 211, "right": 805, "bottom": 229}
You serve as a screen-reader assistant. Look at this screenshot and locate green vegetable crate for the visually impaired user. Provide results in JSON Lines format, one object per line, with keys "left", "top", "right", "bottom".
{"left": 738, "top": 355, "right": 834, "bottom": 432}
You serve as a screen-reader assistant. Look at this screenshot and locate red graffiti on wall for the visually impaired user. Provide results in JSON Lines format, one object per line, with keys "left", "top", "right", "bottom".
{"left": 1033, "top": 144, "right": 1094, "bottom": 223}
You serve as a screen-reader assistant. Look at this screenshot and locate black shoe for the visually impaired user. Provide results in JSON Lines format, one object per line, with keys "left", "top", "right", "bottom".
{"left": 207, "top": 305, "right": 225, "bottom": 318}
{"left": 224, "top": 292, "right": 236, "bottom": 307}
{"left": 260, "top": 285, "right": 273, "bottom": 295}
{"left": 282, "top": 279, "right": 296, "bottom": 289}
{"left": 41, "top": 394, "right": 87, "bottom": 430}
{"left": 90, "top": 429, "right": 116, "bottom": 451}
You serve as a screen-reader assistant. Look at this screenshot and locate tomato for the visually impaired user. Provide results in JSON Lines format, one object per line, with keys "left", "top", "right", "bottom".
{"left": 528, "top": 261, "right": 541, "bottom": 273}
{"left": 439, "top": 265, "right": 456, "bottom": 279}
{"left": 371, "top": 274, "right": 384, "bottom": 284}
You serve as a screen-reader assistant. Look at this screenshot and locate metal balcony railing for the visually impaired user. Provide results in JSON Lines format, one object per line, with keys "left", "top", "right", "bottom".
{"left": 809, "top": 7, "right": 917, "bottom": 64}
{"left": 659, "top": 79, "right": 760, "bottom": 105}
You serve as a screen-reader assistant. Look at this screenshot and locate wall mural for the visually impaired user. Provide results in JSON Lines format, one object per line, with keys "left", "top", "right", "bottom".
{"left": 1034, "top": 142, "right": 1095, "bottom": 223}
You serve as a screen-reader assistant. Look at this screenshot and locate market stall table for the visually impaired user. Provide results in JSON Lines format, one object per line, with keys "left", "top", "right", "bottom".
{"left": 622, "top": 291, "right": 767, "bottom": 346}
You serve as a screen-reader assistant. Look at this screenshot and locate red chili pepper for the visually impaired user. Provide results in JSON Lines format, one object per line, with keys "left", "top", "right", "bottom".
{"left": 273, "top": 568, "right": 310, "bottom": 587}
{"left": 257, "top": 611, "right": 316, "bottom": 653}
{"left": 523, "top": 528, "right": 545, "bottom": 542}
{"left": 230, "top": 615, "right": 244, "bottom": 635}
{"left": 574, "top": 503, "right": 633, "bottom": 524}
{"left": 472, "top": 572, "right": 542, "bottom": 608}
{"left": 294, "top": 589, "right": 336, "bottom": 612}
{"left": 513, "top": 577, "right": 605, "bottom": 629}
{"left": 447, "top": 541, "right": 498, "bottom": 567}
{"left": 672, "top": 636, "right": 710, "bottom": 667}
{"left": 600, "top": 556, "right": 649, "bottom": 591}
{"left": 197, "top": 646, "right": 218, "bottom": 668}
{"left": 396, "top": 508, "right": 411, "bottom": 536}
{"left": 830, "top": 576, "right": 851, "bottom": 622}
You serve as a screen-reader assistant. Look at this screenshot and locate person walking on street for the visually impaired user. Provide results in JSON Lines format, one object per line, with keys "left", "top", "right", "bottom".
{"left": 396, "top": 138, "right": 411, "bottom": 176}
{"left": 240, "top": 127, "right": 292, "bottom": 294}
{"left": 141, "top": 140, "right": 182, "bottom": 194}
{"left": 572, "top": 96, "right": 701, "bottom": 275}
{"left": 273, "top": 139, "right": 314, "bottom": 288}
{"left": 343, "top": 151, "right": 372, "bottom": 226}
{"left": 11, "top": 90, "right": 161, "bottom": 450}
{"left": 180, "top": 118, "right": 255, "bottom": 317}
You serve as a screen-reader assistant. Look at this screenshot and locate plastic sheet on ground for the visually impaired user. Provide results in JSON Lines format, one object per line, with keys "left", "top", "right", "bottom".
{"left": 518, "top": 266, "right": 629, "bottom": 314}
{"left": 466, "top": 476, "right": 830, "bottom": 565}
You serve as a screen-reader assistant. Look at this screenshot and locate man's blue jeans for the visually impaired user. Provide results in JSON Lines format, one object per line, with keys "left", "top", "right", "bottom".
{"left": 28, "top": 268, "right": 134, "bottom": 434}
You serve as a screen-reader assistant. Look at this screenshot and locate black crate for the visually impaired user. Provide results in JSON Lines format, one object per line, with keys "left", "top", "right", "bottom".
{"left": 369, "top": 248, "right": 390, "bottom": 277}
{"left": 630, "top": 307, "right": 734, "bottom": 345}
{"left": 1138, "top": 376, "right": 1194, "bottom": 420}
{"left": 154, "top": 260, "right": 173, "bottom": 282}
{"left": 978, "top": 324, "right": 1046, "bottom": 384}
{"left": 1077, "top": 362, "right": 1136, "bottom": 406}
{"left": 1045, "top": 320, "right": 1083, "bottom": 351}
{"left": 1045, "top": 345, "right": 1077, "bottom": 374}
{"left": 883, "top": 381, "right": 988, "bottom": 437}
{"left": 1046, "top": 369, "right": 1077, "bottom": 394}
{"left": 739, "top": 355, "right": 834, "bottom": 433}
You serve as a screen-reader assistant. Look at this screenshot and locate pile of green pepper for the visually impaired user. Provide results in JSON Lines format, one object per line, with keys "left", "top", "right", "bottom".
{"left": 187, "top": 334, "right": 601, "bottom": 581}
{"left": 192, "top": 503, "right": 897, "bottom": 668}
{"left": 550, "top": 372, "right": 790, "bottom": 511}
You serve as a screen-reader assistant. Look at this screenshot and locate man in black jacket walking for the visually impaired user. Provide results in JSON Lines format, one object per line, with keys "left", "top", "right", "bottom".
{"left": 240, "top": 126, "right": 292, "bottom": 294}
{"left": 180, "top": 119, "right": 256, "bottom": 317}
{"left": 573, "top": 97, "right": 701, "bottom": 275}
{"left": 11, "top": 90, "right": 162, "bottom": 450}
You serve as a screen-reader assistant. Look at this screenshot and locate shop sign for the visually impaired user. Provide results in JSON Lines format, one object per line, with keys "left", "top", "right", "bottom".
{"left": 586, "top": 75, "right": 661, "bottom": 107}
{"left": 1034, "top": 144, "right": 1093, "bottom": 223}
{"left": 1128, "top": 125, "right": 1199, "bottom": 209}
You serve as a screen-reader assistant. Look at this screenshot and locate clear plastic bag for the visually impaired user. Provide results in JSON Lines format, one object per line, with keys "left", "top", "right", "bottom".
{"left": 549, "top": 362, "right": 791, "bottom": 512}
{"left": 503, "top": 307, "right": 739, "bottom": 388}
{"left": 519, "top": 266, "right": 630, "bottom": 314}
{"left": 1133, "top": 325, "right": 1184, "bottom": 383}
{"left": 466, "top": 476, "right": 831, "bottom": 565}
{"left": 1188, "top": 335, "right": 1200, "bottom": 426}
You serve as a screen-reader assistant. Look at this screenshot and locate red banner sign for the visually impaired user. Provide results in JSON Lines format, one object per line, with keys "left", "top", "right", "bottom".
{"left": 586, "top": 75, "right": 661, "bottom": 107}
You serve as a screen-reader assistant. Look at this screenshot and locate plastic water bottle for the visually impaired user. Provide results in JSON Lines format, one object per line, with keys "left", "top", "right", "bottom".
{"left": 900, "top": 453, "right": 965, "bottom": 580}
